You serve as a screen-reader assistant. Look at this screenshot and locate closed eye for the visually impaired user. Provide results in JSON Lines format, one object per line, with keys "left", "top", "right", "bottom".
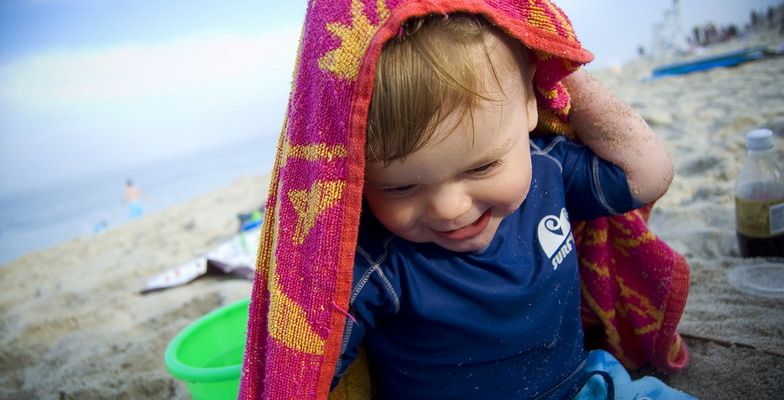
{"left": 470, "top": 160, "right": 501, "bottom": 174}
{"left": 381, "top": 185, "right": 416, "bottom": 195}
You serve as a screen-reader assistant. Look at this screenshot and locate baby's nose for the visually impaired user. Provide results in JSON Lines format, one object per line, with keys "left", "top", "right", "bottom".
{"left": 426, "top": 184, "right": 472, "bottom": 222}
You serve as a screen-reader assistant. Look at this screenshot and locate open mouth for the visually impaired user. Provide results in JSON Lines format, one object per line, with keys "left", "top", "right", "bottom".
{"left": 435, "top": 209, "right": 491, "bottom": 241}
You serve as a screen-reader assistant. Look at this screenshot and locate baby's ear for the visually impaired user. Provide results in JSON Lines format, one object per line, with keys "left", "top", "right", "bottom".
{"left": 520, "top": 57, "right": 538, "bottom": 132}
{"left": 525, "top": 83, "right": 539, "bottom": 132}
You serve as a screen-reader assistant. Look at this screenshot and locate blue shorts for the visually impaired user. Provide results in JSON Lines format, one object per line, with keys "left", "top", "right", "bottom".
{"left": 128, "top": 201, "right": 143, "bottom": 219}
{"left": 574, "top": 350, "right": 697, "bottom": 400}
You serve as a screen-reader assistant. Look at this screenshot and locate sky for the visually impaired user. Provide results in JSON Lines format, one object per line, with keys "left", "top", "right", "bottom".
{"left": 1, "top": 0, "right": 781, "bottom": 195}
{"left": 0, "top": 0, "right": 307, "bottom": 194}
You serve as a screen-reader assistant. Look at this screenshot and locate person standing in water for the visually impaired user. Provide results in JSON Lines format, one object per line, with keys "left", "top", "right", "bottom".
{"left": 123, "top": 179, "right": 144, "bottom": 220}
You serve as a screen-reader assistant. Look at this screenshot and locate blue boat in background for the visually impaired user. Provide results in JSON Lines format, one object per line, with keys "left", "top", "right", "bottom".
{"left": 651, "top": 45, "right": 780, "bottom": 79}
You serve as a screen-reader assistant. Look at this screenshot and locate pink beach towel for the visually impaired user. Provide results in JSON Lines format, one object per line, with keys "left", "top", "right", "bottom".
{"left": 240, "top": 1, "right": 690, "bottom": 399}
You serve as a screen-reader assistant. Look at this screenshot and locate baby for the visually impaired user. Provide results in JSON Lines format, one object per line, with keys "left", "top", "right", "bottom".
{"left": 331, "top": 13, "right": 694, "bottom": 400}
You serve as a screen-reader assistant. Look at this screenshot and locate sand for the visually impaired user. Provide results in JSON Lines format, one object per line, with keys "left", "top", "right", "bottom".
{"left": 0, "top": 176, "right": 270, "bottom": 399}
{"left": 2, "top": 32, "right": 784, "bottom": 399}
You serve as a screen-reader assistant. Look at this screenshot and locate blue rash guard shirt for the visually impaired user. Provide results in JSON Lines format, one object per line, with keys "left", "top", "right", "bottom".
{"left": 333, "top": 135, "right": 644, "bottom": 400}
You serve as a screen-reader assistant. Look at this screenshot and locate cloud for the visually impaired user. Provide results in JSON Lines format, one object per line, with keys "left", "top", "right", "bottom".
{"left": 0, "top": 26, "right": 300, "bottom": 106}
{"left": 0, "top": 25, "right": 301, "bottom": 193}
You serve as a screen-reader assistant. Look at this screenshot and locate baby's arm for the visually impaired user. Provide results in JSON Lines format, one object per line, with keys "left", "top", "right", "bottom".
{"left": 563, "top": 69, "right": 674, "bottom": 204}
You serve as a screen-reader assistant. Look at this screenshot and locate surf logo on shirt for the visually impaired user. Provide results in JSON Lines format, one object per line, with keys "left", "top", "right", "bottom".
{"left": 537, "top": 208, "right": 575, "bottom": 270}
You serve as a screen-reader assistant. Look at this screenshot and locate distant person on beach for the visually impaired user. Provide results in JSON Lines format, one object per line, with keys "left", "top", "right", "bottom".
{"left": 123, "top": 180, "right": 144, "bottom": 220}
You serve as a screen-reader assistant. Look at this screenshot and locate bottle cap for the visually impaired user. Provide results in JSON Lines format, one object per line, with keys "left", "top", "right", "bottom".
{"left": 746, "top": 129, "right": 774, "bottom": 150}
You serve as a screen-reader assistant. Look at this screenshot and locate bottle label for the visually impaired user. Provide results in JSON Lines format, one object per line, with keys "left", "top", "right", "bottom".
{"left": 736, "top": 197, "right": 784, "bottom": 237}
{"left": 772, "top": 202, "right": 784, "bottom": 235}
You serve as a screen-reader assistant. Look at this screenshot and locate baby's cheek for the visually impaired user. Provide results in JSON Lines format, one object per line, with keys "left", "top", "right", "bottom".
{"left": 373, "top": 201, "right": 419, "bottom": 235}
{"left": 497, "top": 172, "right": 531, "bottom": 212}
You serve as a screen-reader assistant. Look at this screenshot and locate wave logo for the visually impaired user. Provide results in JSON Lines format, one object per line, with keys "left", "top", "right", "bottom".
{"left": 537, "top": 208, "right": 575, "bottom": 270}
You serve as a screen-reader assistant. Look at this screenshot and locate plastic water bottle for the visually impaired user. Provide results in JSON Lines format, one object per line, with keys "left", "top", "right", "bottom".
{"left": 734, "top": 129, "right": 784, "bottom": 258}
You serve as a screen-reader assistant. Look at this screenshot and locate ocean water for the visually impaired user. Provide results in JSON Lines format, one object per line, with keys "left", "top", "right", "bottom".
{"left": 0, "top": 136, "right": 278, "bottom": 265}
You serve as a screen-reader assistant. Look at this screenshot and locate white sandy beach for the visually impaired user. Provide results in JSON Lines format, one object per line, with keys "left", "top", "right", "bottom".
{"left": 2, "top": 32, "right": 784, "bottom": 399}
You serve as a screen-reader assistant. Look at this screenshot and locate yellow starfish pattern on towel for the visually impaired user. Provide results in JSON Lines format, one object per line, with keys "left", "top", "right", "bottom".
{"left": 610, "top": 214, "right": 657, "bottom": 257}
{"left": 284, "top": 140, "right": 348, "bottom": 245}
{"left": 617, "top": 276, "right": 663, "bottom": 335}
{"left": 577, "top": 215, "right": 667, "bottom": 369}
{"left": 283, "top": 140, "right": 349, "bottom": 163}
{"left": 584, "top": 275, "right": 665, "bottom": 370}
{"left": 263, "top": 139, "right": 349, "bottom": 354}
{"left": 290, "top": 180, "right": 347, "bottom": 245}
{"left": 269, "top": 276, "right": 327, "bottom": 354}
{"left": 319, "top": 0, "right": 390, "bottom": 80}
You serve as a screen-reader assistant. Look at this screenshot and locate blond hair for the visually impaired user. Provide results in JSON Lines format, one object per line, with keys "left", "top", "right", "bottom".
{"left": 367, "top": 14, "right": 532, "bottom": 162}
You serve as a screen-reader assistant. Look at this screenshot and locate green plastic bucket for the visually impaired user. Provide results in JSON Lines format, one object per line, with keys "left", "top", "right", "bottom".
{"left": 165, "top": 298, "right": 250, "bottom": 400}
